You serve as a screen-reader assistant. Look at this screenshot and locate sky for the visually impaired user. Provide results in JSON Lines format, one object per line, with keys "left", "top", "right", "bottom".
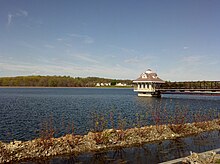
{"left": 0, "top": 0, "right": 220, "bottom": 81}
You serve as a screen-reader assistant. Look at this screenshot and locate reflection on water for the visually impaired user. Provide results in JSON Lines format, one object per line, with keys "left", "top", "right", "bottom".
{"left": 24, "top": 130, "right": 220, "bottom": 164}
{"left": 157, "top": 139, "right": 189, "bottom": 162}
{"left": 191, "top": 131, "right": 220, "bottom": 152}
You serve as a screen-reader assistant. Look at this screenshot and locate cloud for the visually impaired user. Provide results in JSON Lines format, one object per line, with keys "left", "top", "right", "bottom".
{"left": 0, "top": 57, "right": 119, "bottom": 78}
{"left": 160, "top": 55, "right": 219, "bottom": 81}
{"left": 206, "top": 61, "right": 219, "bottom": 65}
{"left": 161, "top": 55, "right": 203, "bottom": 80}
{"left": 183, "top": 46, "right": 189, "bottom": 50}
{"left": 84, "top": 37, "right": 94, "bottom": 44}
{"left": 57, "top": 38, "right": 64, "bottom": 41}
{"left": 24, "top": 19, "right": 43, "bottom": 29}
{"left": 7, "top": 9, "right": 28, "bottom": 26}
{"left": 65, "top": 43, "right": 73, "bottom": 47}
{"left": 71, "top": 53, "right": 99, "bottom": 64}
{"left": 0, "top": 54, "right": 180, "bottom": 80}
{"left": 124, "top": 57, "right": 140, "bottom": 64}
{"left": 0, "top": 60, "right": 131, "bottom": 79}
{"left": 109, "top": 45, "right": 137, "bottom": 54}
{"left": 69, "top": 33, "right": 94, "bottom": 44}
{"left": 44, "top": 44, "right": 55, "bottom": 49}
{"left": 56, "top": 33, "right": 94, "bottom": 48}
{"left": 17, "top": 10, "right": 28, "bottom": 17}
{"left": 7, "top": 14, "right": 13, "bottom": 25}
{"left": 0, "top": 59, "right": 83, "bottom": 76}
{"left": 19, "top": 41, "right": 36, "bottom": 49}
{"left": 56, "top": 37, "right": 72, "bottom": 47}
{"left": 181, "top": 55, "right": 202, "bottom": 65}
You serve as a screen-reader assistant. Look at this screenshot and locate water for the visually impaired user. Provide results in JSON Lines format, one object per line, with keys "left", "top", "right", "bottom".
{"left": 23, "top": 131, "right": 220, "bottom": 163}
{"left": 0, "top": 88, "right": 219, "bottom": 142}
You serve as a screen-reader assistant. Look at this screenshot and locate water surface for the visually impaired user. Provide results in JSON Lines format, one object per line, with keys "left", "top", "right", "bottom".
{"left": 0, "top": 88, "right": 219, "bottom": 142}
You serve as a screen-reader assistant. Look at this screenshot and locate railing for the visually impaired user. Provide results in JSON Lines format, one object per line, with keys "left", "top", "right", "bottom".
{"left": 159, "top": 81, "right": 220, "bottom": 90}
{"left": 133, "top": 87, "right": 155, "bottom": 92}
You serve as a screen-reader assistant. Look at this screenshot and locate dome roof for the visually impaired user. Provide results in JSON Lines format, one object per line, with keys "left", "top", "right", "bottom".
{"left": 145, "top": 69, "right": 153, "bottom": 74}
{"left": 133, "top": 69, "right": 164, "bottom": 83}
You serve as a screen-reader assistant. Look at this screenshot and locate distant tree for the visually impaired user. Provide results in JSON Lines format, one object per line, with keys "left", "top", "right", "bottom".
{"left": 111, "top": 80, "right": 117, "bottom": 86}
{"left": 0, "top": 76, "right": 133, "bottom": 87}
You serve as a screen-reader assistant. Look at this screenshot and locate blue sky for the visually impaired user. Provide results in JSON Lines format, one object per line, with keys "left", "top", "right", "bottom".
{"left": 0, "top": 0, "right": 219, "bottom": 81}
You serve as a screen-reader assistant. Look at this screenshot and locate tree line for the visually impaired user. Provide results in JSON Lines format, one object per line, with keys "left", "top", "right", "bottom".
{"left": 0, "top": 75, "right": 219, "bottom": 89}
{"left": 161, "top": 81, "right": 220, "bottom": 89}
{"left": 0, "top": 76, "right": 133, "bottom": 87}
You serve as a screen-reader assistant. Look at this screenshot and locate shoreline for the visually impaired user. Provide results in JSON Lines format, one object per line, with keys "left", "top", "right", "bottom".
{"left": 1, "top": 119, "right": 220, "bottom": 163}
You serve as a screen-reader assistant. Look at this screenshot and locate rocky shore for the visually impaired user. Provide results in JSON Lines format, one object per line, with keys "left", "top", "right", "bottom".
{"left": 183, "top": 151, "right": 220, "bottom": 164}
{"left": 1, "top": 119, "right": 220, "bottom": 163}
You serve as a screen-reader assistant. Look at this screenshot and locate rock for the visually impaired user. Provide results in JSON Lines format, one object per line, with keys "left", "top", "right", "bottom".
{"left": 85, "top": 132, "right": 96, "bottom": 140}
{"left": 182, "top": 151, "right": 218, "bottom": 164}
{"left": 13, "top": 140, "right": 22, "bottom": 145}
{"left": 1, "top": 119, "right": 220, "bottom": 163}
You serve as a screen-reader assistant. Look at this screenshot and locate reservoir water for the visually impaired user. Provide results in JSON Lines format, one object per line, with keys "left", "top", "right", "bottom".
{"left": 0, "top": 88, "right": 219, "bottom": 142}
{"left": 1, "top": 88, "right": 220, "bottom": 163}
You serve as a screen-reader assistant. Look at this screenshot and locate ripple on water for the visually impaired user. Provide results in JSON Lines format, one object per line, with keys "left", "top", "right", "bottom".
{"left": 0, "top": 88, "right": 219, "bottom": 142}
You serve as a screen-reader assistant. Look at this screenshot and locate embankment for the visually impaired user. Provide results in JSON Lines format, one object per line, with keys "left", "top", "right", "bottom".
{"left": 1, "top": 119, "right": 220, "bottom": 163}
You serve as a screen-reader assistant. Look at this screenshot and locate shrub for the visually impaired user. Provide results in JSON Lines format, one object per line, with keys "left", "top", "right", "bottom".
{"left": 168, "top": 106, "right": 188, "bottom": 134}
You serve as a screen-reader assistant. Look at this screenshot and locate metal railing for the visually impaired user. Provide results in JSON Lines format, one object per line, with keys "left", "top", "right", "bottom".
{"left": 159, "top": 81, "right": 220, "bottom": 90}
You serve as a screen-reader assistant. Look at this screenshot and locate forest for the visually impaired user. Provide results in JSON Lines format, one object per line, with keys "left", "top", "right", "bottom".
{"left": 0, "top": 76, "right": 133, "bottom": 87}
{"left": 0, "top": 75, "right": 219, "bottom": 89}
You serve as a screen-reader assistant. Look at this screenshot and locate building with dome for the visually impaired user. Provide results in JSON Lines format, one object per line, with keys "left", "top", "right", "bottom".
{"left": 133, "top": 69, "right": 165, "bottom": 97}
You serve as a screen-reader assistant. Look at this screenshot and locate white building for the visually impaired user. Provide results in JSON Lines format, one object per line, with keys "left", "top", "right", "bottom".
{"left": 115, "top": 83, "right": 127, "bottom": 87}
{"left": 96, "top": 82, "right": 111, "bottom": 87}
{"left": 133, "top": 69, "right": 165, "bottom": 97}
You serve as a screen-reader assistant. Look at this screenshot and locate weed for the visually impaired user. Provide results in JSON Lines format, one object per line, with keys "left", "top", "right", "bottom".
{"left": 116, "top": 113, "right": 127, "bottom": 141}
{"left": 152, "top": 109, "right": 164, "bottom": 135}
{"left": 92, "top": 112, "right": 108, "bottom": 132}
{"left": 39, "top": 115, "right": 55, "bottom": 148}
{"left": 91, "top": 112, "right": 111, "bottom": 144}
{"left": 93, "top": 132, "right": 103, "bottom": 144}
{"left": 65, "top": 121, "right": 76, "bottom": 147}
{"left": 109, "top": 111, "right": 115, "bottom": 129}
{"left": 193, "top": 110, "right": 215, "bottom": 130}
{"left": 168, "top": 106, "right": 188, "bottom": 134}
{"left": 94, "top": 131, "right": 112, "bottom": 145}
{"left": 135, "top": 113, "right": 146, "bottom": 137}
{"left": 66, "top": 121, "right": 75, "bottom": 137}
